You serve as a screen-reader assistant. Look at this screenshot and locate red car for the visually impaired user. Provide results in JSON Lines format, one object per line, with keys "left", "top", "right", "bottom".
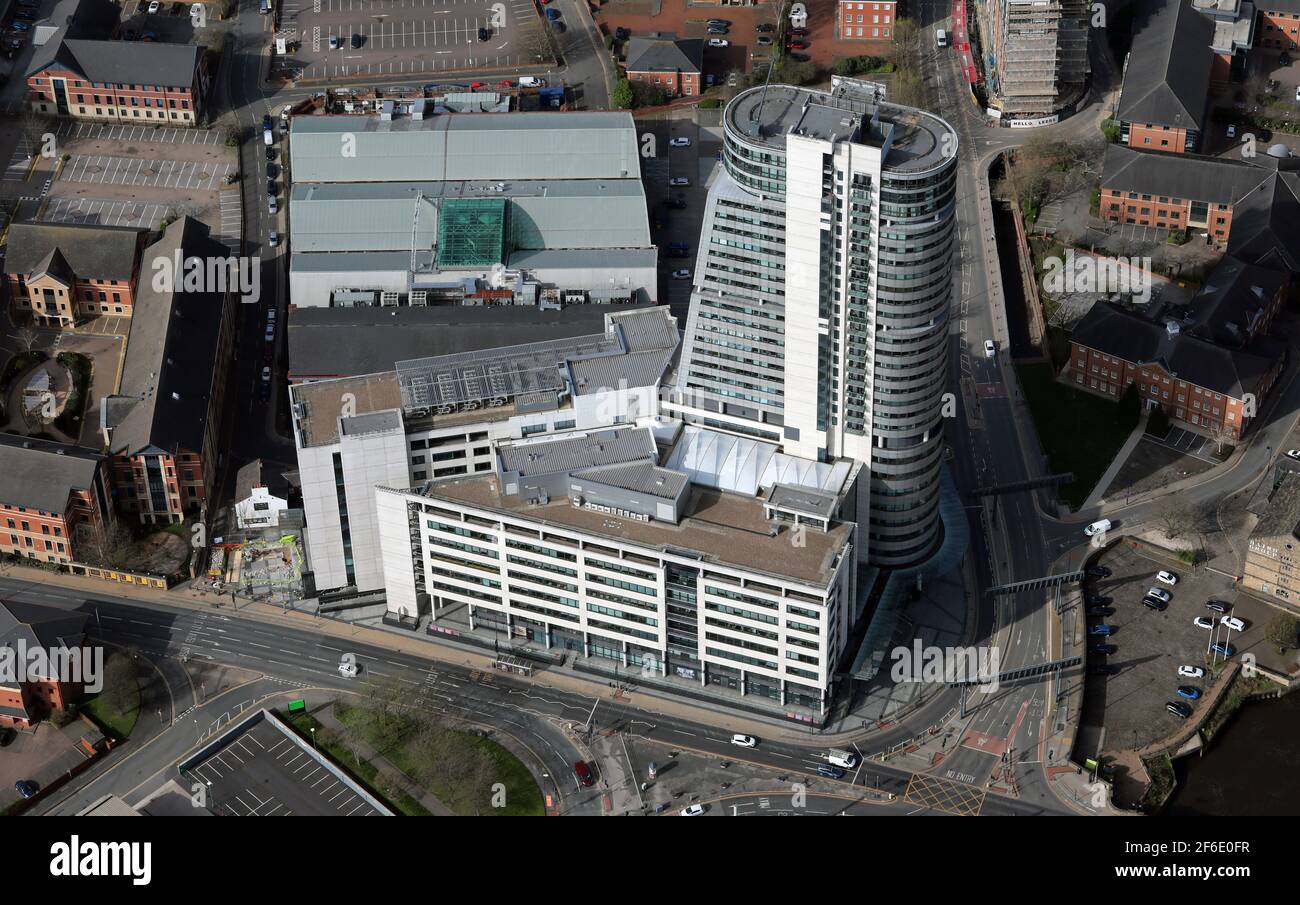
{"left": 498, "top": 79, "right": 513, "bottom": 88}
{"left": 470, "top": 81, "right": 484, "bottom": 89}
{"left": 573, "top": 761, "right": 594, "bottom": 787}
{"left": 786, "top": 39, "right": 808, "bottom": 50}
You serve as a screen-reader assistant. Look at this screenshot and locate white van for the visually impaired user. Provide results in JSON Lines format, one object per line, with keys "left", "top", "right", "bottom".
{"left": 827, "top": 749, "right": 858, "bottom": 769}
{"left": 518, "top": 76, "right": 545, "bottom": 88}
{"left": 935, "top": 28, "right": 948, "bottom": 48}
{"left": 1083, "top": 519, "right": 1112, "bottom": 538}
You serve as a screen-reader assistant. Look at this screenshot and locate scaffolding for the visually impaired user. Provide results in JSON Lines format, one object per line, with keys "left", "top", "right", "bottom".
{"left": 434, "top": 197, "right": 507, "bottom": 270}
{"left": 991, "top": 0, "right": 1091, "bottom": 115}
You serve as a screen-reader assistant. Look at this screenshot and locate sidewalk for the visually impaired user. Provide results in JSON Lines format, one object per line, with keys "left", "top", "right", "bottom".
{"left": 1081, "top": 408, "right": 1149, "bottom": 510}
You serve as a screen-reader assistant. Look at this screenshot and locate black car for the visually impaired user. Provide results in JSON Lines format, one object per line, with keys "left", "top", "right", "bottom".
{"left": 1087, "top": 606, "right": 1114, "bottom": 617}
{"left": 1086, "top": 594, "right": 1111, "bottom": 606}
{"left": 351, "top": 33, "right": 363, "bottom": 48}
{"left": 1142, "top": 597, "right": 1168, "bottom": 611}
{"left": 266, "top": 162, "right": 279, "bottom": 179}
{"left": 267, "top": 178, "right": 277, "bottom": 196}
{"left": 788, "top": 52, "right": 809, "bottom": 62}
{"left": 1166, "top": 701, "right": 1193, "bottom": 718}
{"left": 668, "top": 198, "right": 687, "bottom": 210}
{"left": 266, "top": 146, "right": 276, "bottom": 161}
{"left": 1088, "top": 663, "right": 1119, "bottom": 676}
{"left": 1090, "top": 643, "right": 1117, "bottom": 655}
{"left": 478, "top": 26, "right": 490, "bottom": 41}
{"left": 1205, "top": 599, "right": 1231, "bottom": 613}
{"left": 757, "top": 22, "right": 774, "bottom": 32}
{"left": 615, "top": 26, "right": 630, "bottom": 40}
{"left": 1280, "top": 51, "right": 1293, "bottom": 66}
{"left": 1086, "top": 565, "right": 1111, "bottom": 578}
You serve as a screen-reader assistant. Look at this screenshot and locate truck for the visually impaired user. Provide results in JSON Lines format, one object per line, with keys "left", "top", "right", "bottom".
{"left": 518, "top": 76, "right": 546, "bottom": 88}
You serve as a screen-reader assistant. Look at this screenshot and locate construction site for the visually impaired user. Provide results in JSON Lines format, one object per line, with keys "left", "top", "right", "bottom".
{"left": 981, "top": 0, "right": 1091, "bottom": 116}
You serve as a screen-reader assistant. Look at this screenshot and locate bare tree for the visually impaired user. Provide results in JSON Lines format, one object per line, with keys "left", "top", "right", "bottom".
{"left": 15, "top": 327, "right": 41, "bottom": 353}
{"left": 77, "top": 520, "right": 135, "bottom": 569}
{"left": 1154, "top": 498, "right": 1196, "bottom": 541}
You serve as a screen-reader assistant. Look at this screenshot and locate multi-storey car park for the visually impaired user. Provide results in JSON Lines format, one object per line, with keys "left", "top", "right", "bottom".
{"left": 665, "top": 79, "right": 959, "bottom": 568}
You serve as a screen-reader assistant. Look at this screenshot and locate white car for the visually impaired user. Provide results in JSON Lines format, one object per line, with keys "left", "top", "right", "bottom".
{"left": 1226, "top": 124, "right": 1236, "bottom": 139}
{"left": 671, "top": 269, "right": 691, "bottom": 279}
{"left": 338, "top": 656, "right": 358, "bottom": 678}
{"left": 680, "top": 804, "right": 704, "bottom": 816}
{"left": 261, "top": 366, "right": 271, "bottom": 383}
{"left": 1083, "top": 519, "right": 1112, "bottom": 537}
{"left": 1295, "top": 85, "right": 1300, "bottom": 102}
{"left": 269, "top": 231, "right": 279, "bottom": 247}
{"left": 1156, "top": 570, "right": 1178, "bottom": 586}
{"left": 147, "top": 0, "right": 160, "bottom": 12}
{"left": 730, "top": 734, "right": 757, "bottom": 748}
{"left": 1147, "top": 587, "right": 1171, "bottom": 603}
{"left": 670, "top": 176, "right": 690, "bottom": 186}
{"left": 1178, "top": 665, "right": 1205, "bottom": 679}
{"left": 265, "top": 324, "right": 275, "bottom": 341}
{"left": 267, "top": 309, "right": 277, "bottom": 322}
{"left": 268, "top": 195, "right": 277, "bottom": 214}
{"left": 1220, "top": 616, "right": 1246, "bottom": 632}
{"left": 1193, "top": 616, "right": 1215, "bottom": 630}
{"left": 1286, "top": 449, "right": 1300, "bottom": 460}
{"left": 708, "top": 38, "right": 729, "bottom": 47}
{"left": 983, "top": 339, "right": 996, "bottom": 358}
{"left": 191, "top": 2, "right": 204, "bottom": 16}
{"left": 669, "top": 137, "right": 691, "bottom": 148}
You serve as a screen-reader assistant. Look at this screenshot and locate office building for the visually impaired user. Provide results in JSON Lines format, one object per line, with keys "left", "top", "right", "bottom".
{"left": 375, "top": 423, "right": 858, "bottom": 717}
{"left": 290, "top": 307, "right": 678, "bottom": 595}
{"left": 668, "top": 81, "right": 958, "bottom": 567}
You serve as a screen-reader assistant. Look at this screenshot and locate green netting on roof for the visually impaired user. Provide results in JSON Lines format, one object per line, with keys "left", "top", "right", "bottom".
{"left": 435, "top": 197, "right": 507, "bottom": 269}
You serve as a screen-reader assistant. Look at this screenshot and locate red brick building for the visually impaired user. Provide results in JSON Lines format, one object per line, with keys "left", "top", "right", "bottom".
{"left": 1259, "top": 3, "right": 1300, "bottom": 52}
{"left": 4, "top": 222, "right": 146, "bottom": 327}
{"left": 0, "top": 600, "right": 91, "bottom": 729}
{"left": 0, "top": 434, "right": 113, "bottom": 565}
{"left": 836, "top": 0, "right": 896, "bottom": 41}
{"left": 1099, "top": 144, "right": 1300, "bottom": 249}
{"left": 99, "top": 219, "right": 235, "bottom": 524}
{"left": 1114, "top": 0, "right": 1213, "bottom": 154}
{"left": 26, "top": 38, "right": 207, "bottom": 126}
{"left": 1068, "top": 271, "right": 1288, "bottom": 441}
{"left": 624, "top": 35, "right": 703, "bottom": 98}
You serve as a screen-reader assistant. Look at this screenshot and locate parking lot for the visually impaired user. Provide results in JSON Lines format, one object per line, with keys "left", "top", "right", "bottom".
{"left": 182, "top": 716, "right": 387, "bottom": 816}
{"left": 36, "top": 122, "right": 242, "bottom": 251}
{"left": 60, "top": 155, "right": 234, "bottom": 190}
{"left": 1078, "top": 542, "right": 1264, "bottom": 754}
{"left": 280, "top": 0, "right": 547, "bottom": 81}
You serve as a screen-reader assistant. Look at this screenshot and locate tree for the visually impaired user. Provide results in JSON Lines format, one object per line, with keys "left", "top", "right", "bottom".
{"left": 1154, "top": 499, "right": 1195, "bottom": 541}
{"left": 1147, "top": 404, "right": 1172, "bottom": 438}
{"left": 15, "top": 327, "right": 40, "bottom": 354}
{"left": 78, "top": 521, "right": 135, "bottom": 569}
{"left": 1118, "top": 382, "right": 1140, "bottom": 425}
{"left": 1265, "top": 614, "right": 1300, "bottom": 654}
{"left": 610, "top": 78, "right": 633, "bottom": 109}
{"left": 100, "top": 652, "right": 139, "bottom": 721}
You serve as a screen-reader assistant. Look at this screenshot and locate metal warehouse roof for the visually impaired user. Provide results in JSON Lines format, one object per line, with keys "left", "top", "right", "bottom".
{"left": 290, "top": 112, "right": 641, "bottom": 183}
{"left": 290, "top": 180, "right": 651, "bottom": 253}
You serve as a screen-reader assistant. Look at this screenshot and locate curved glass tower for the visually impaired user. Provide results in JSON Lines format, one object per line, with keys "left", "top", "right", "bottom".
{"left": 671, "top": 82, "right": 958, "bottom": 567}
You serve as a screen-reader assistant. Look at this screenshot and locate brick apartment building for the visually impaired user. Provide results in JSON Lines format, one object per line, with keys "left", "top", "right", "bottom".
{"left": 4, "top": 222, "right": 146, "bottom": 327}
{"left": 26, "top": 38, "right": 207, "bottom": 126}
{"left": 1115, "top": 0, "right": 1214, "bottom": 154}
{"left": 624, "top": 34, "right": 703, "bottom": 98}
{"left": 0, "top": 601, "right": 90, "bottom": 729}
{"left": 99, "top": 218, "right": 235, "bottom": 524}
{"left": 1258, "top": 2, "right": 1300, "bottom": 52}
{"left": 836, "top": 0, "right": 897, "bottom": 41}
{"left": 1069, "top": 281, "right": 1288, "bottom": 441}
{"left": 1099, "top": 143, "right": 1300, "bottom": 248}
{"left": 0, "top": 434, "right": 113, "bottom": 565}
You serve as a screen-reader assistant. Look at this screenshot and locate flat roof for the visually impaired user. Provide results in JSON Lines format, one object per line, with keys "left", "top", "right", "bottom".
{"left": 424, "top": 476, "right": 852, "bottom": 586}
{"left": 291, "top": 373, "right": 404, "bottom": 448}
